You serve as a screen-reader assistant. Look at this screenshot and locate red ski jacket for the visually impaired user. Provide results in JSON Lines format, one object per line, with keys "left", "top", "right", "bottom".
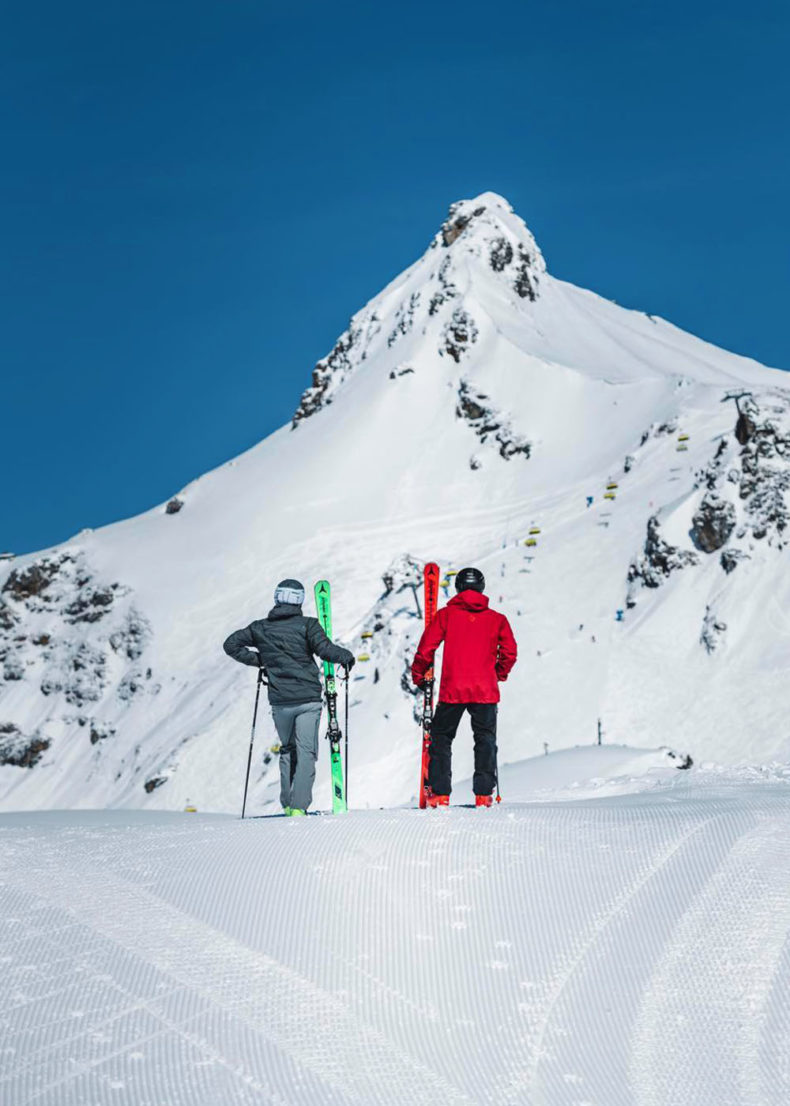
{"left": 411, "top": 590, "right": 518, "bottom": 704}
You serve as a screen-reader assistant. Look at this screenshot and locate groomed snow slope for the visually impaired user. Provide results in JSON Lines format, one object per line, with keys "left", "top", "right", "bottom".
{"left": 1, "top": 192, "right": 789, "bottom": 813}
{"left": 3, "top": 759, "right": 790, "bottom": 1105}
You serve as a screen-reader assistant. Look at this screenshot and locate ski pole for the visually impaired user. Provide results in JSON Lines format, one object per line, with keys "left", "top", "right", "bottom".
{"left": 343, "top": 666, "right": 350, "bottom": 807}
{"left": 494, "top": 742, "right": 502, "bottom": 804}
{"left": 241, "top": 665, "right": 265, "bottom": 820}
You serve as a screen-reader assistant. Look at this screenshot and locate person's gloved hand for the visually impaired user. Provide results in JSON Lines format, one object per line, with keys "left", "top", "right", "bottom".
{"left": 414, "top": 677, "right": 426, "bottom": 691}
{"left": 343, "top": 653, "right": 356, "bottom": 673}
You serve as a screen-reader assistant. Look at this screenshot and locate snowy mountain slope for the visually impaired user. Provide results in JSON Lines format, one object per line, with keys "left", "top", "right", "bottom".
{"left": 1, "top": 192, "right": 789, "bottom": 812}
{"left": 3, "top": 765, "right": 790, "bottom": 1104}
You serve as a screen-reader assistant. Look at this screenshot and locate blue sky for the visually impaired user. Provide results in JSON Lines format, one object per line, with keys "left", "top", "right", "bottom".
{"left": 3, "top": 0, "right": 788, "bottom": 554}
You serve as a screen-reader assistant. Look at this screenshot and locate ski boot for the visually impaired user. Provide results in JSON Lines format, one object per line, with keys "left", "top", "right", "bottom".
{"left": 475, "top": 794, "right": 493, "bottom": 808}
{"left": 289, "top": 809, "right": 307, "bottom": 817}
{"left": 427, "top": 794, "right": 449, "bottom": 808}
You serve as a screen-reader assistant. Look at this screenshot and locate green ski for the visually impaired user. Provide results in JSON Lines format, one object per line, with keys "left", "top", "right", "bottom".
{"left": 314, "top": 580, "right": 347, "bottom": 813}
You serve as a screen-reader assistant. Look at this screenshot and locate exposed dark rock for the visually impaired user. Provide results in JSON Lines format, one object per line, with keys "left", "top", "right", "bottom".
{"left": 624, "top": 454, "right": 635, "bottom": 474}
{"left": 165, "top": 497, "right": 183, "bottom": 515}
{"left": 439, "top": 202, "right": 487, "bottom": 247}
{"left": 0, "top": 725, "right": 50, "bottom": 768}
{"left": 3, "top": 657, "right": 24, "bottom": 681}
{"left": 489, "top": 237, "right": 513, "bottom": 272}
{"left": 2, "top": 556, "right": 70, "bottom": 601}
{"left": 657, "top": 420, "right": 678, "bottom": 436}
{"left": 387, "top": 292, "right": 421, "bottom": 348}
{"left": 628, "top": 516, "right": 698, "bottom": 595}
{"left": 691, "top": 493, "right": 736, "bottom": 553}
{"left": 118, "top": 671, "right": 145, "bottom": 701}
{"left": 109, "top": 609, "right": 151, "bottom": 662}
{"left": 389, "top": 366, "right": 415, "bottom": 380}
{"left": 0, "top": 601, "right": 18, "bottom": 631}
{"left": 456, "top": 381, "right": 531, "bottom": 461}
{"left": 40, "top": 675, "right": 63, "bottom": 696}
{"left": 733, "top": 402, "right": 790, "bottom": 538}
{"left": 428, "top": 257, "right": 458, "bottom": 316}
{"left": 720, "top": 548, "right": 749, "bottom": 574}
{"left": 63, "top": 644, "right": 107, "bottom": 706}
{"left": 144, "top": 775, "right": 167, "bottom": 793}
{"left": 735, "top": 409, "right": 757, "bottom": 445}
{"left": 662, "top": 746, "right": 694, "bottom": 769}
{"left": 32, "top": 633, "right": 51, "bottom": 646}
{"left": 513, "top": 245, "right": 538, "bottom": 300}
{"left": 292, "top": 320, "right": 362, "bottom": 427}
{"left": 65, "top": 587, "right": 115, "bottom": 624}
{"left": 90, "top": 721, "right": 116, "bottom": 745}
{"left": 443, "top": 308, "right": 479, "bottom": 363}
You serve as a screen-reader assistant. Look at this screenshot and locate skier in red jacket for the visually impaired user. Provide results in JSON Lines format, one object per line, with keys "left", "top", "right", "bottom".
{"left": 411, "top": 567, "right": 517, "bottom": 807}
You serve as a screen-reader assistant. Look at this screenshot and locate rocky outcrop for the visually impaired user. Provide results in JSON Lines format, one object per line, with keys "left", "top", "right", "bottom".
{"left": 428, "top": 256, "right": 458, "bottom": 316}
{"left": 165, "top": 497, "right": 183, "bottom": 515}
{"left": 0, "top": 723, "right": 50, "bottom": 768}
{"left": 720, "top": 548, "right": 749, "bottom": 574}
{"left": 387, "top": 293, "right": 421, "bottom": 348}
{"left": 443, "top": 309, "right": 479, "bottom": 363}
{"left": 489, "top": 236, "right": 513, "bottom": 272}
{"left": 0, "top": 551, "right": 155, "bottom": 752}
{"left": 691, "top": 493, "right": 736, "bottom": 553}
{"left": 513, "top": 245, "right": 538, "bottom": 301}
{"left": 439, "top": 201, "right": 488, "bottom": 247}
{"left": 456, "top": 381, "right": 531, "bottom": 461}
{"left": 2, "top": 557, "right": 65, "bottom": 602}
{"left": 696, "top": 395, "right": 790, "bottom": 552}
{"left": 735, "top": 407, "right": 757, "bottom": 445}
{"left": 89, "top": 721, "right": 116, "bottom": 745}
{"left": 627, "top": 516, "right": 698, "bottom": 601}
{"left": 144, "top": 775, "right": 168, "bottom": 793}
{"left": 292, "top": 323, "right": 360, "bottom": 427}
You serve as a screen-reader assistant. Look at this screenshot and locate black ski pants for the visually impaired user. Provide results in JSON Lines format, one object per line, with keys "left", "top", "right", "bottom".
{"left": 428, "top": 702, "right": 498, "bottom": 797}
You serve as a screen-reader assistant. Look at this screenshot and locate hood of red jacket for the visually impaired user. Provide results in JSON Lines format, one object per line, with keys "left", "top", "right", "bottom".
{"left": 448, "top": 590, "right": 490, "bottom": 612}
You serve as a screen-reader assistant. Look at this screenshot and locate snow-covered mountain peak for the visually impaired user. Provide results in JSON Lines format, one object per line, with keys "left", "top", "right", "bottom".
{"left": 2, "top": 193, "right": 789, "bottom": 815}
{"left": 291, "top": 192, "right": 547, "bottom": 426}
{"left": 432, "top": 190, "right": 546, "bottom": 278}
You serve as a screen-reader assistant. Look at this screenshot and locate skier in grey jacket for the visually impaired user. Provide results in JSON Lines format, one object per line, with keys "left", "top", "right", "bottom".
{"left": 223, "top": 579, "right": 355, "bottom": 815}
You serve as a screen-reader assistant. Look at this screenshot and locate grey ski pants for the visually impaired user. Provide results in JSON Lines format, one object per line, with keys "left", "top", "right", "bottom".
{"left": 271, "top": 701, "right": 322, "bottom": 811}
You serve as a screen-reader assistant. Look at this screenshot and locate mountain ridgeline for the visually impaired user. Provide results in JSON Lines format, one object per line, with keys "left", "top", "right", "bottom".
{"left": 1, "top": 193, "right": 789, "bottom": 812}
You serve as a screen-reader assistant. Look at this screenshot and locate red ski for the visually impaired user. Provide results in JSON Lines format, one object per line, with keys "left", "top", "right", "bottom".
{"left": 418, "top": 562, "right": 441, "bottom": 809}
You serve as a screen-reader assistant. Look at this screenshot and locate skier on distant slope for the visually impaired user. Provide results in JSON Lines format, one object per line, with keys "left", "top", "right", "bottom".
{"left": 223, "top": 580, "right": 355, "bottom": 816}
{"left": 412, "top": 568, "right": 517, "bottom": 807}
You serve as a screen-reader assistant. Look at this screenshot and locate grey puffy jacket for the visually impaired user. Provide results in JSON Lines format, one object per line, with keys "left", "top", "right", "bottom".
{"left": 223, "top": 603, "right": 354, "bottom": 706}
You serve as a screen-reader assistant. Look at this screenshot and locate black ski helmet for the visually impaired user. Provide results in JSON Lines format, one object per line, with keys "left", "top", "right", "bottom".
{"left": 455, "top": 567, "right": 485, "bottom": 593}
{"left": 274, "top": 579, "right": 305, "bottom": 606}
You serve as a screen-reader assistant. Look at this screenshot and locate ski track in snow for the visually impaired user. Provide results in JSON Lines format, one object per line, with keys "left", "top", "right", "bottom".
{"left": 2, "top": 781, "right": 790, "bottom": 1105}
